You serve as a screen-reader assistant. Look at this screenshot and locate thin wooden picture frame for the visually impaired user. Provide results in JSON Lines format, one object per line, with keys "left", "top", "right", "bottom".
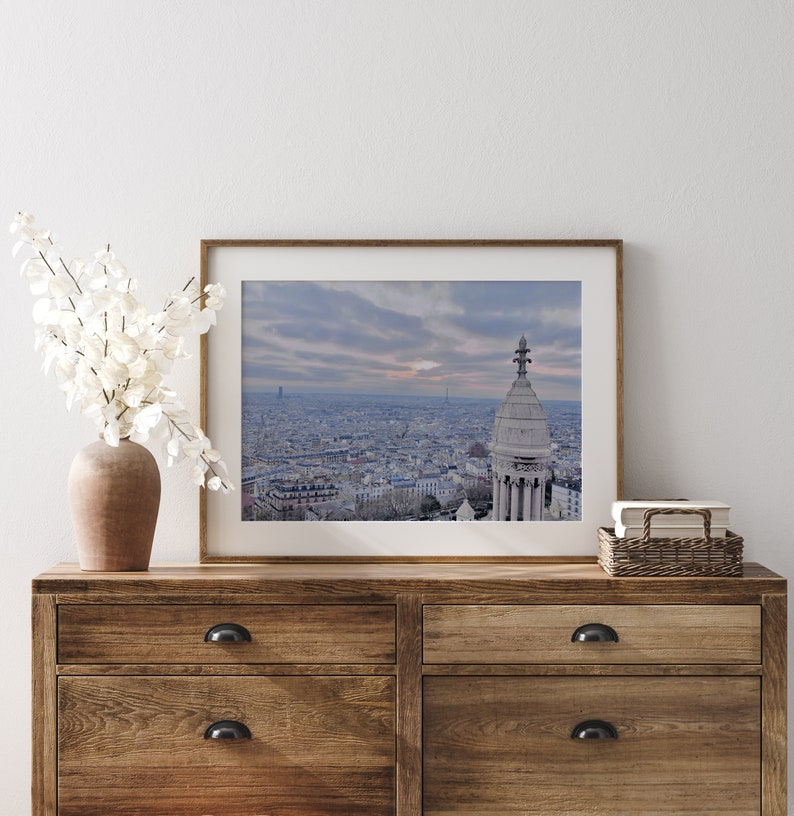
{"left": 200, "top": 239, "right": 623, "bottom": 562}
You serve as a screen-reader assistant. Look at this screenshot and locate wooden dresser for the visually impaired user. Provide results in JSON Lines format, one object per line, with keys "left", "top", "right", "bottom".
{"left": 32, "top": 559, "right": 787, "bottom": 815}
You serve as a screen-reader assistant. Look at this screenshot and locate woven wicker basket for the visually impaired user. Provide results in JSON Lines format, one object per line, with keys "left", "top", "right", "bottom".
{"left": 598, "top": 507, "right": 743, "bottom": 577}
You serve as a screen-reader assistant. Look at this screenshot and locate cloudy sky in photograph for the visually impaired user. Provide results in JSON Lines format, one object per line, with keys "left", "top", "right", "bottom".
{"left": 241, "top": 280, "right": 582, "bottom": 401}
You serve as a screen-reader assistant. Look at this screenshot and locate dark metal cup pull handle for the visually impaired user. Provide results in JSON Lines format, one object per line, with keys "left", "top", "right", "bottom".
{"left": 204, "top": 623, "right": 252, "bottom": 643}
{"left": 571, "top": 623, "right": 619, "bottom": 643}
{"left": 571, "top": 720, "right": 618, "bottom": 740}
{"left": 204, "top": 720, "right": 252, "bottom": 740}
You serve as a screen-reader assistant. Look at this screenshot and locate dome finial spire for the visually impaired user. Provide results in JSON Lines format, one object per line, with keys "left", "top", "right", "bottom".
{"left": 513, "top": 335, "right": 531, "bottom": 378}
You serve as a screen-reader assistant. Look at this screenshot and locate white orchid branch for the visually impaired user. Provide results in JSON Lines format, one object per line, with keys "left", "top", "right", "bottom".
{"left": 11, "top": 212, "right": 234, "bottom": 493}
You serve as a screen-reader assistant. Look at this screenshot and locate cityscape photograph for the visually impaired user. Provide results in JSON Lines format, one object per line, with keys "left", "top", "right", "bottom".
{"left": 239, "top": 280, "right": 582, "bottom": 523}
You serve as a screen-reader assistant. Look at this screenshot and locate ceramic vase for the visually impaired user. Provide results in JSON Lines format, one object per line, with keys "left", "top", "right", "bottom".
{"left": 68, "top": 438, "right": 161, "bottom": 571}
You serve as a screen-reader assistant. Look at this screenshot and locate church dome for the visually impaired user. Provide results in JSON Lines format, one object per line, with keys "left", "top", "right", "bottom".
{"left": 455, "top": 498, "right": 476, "bottom": 521}
{"left": 491, "top": 336, "right": 551, "bottom": 459}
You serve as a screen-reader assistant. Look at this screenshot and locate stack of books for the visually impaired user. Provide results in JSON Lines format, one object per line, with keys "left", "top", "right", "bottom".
{"left": 611, "top": 500, "right": 731, "bottom": 539}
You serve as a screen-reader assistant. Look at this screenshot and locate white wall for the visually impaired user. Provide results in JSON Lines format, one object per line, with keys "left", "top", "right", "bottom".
{"left": 2, "top": 0, "right": 792, "bottom": 810}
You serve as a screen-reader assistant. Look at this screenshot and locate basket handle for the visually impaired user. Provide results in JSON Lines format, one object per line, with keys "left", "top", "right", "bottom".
{"left": 641, "top": 507, "right": 712, "bottom": 542}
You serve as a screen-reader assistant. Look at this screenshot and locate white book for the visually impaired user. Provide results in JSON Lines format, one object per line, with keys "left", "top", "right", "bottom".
{"left": 611, "top": 500, "right": 731, "bottom": 527}
{"left": 614, "top": 522, "right": 728, "bottom": 539}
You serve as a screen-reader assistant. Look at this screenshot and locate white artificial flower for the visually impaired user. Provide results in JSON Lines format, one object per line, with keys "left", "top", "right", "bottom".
{"left": 182, "top": 433, "right": 210, "bottom": 461}
{"left": 91, "top": 288, "right": 119, "bottom": 311}
{"left": 31, "top": 297, "right": 52, "bottom": 324}
{"left": 97, "top": 356, "right": 129, "bottom": 391}
{"left": 125, "top": 355, "right": 148, "bottom": 381}
{"left": 193, "top": 307, "right": 216, "bottom": 335}
{"left": 118, "top": 292, "right": 140, "bottom": 318}
{"left": 12, "top": 213, "right": 234, "bottom": 493}
{"left": 10, "top": 212, "right": 34, "bottom": 233}
{"left": 204, "top": 282, "right": 226, "bottom": 309}
{"left": 106, "top": 330, "right": 141, "bottom": 365}
{"left": 206, "top": 476, "right": 223, "bottom": 491}
{"left": 48, "top": 273, "right": 78, "bottom": 299}
{"left": 132, "top": 402, "right": 163, "bottom": 437}
{"left": 103, "top": 419, "right": 121, "bottom": 447}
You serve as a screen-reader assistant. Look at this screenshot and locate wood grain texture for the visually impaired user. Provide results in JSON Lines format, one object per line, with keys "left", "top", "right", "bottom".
{"left": 423, "top": 604, "right": 760, "bottom": 664}
{"left": 396, "top": 593, "right": 423, "bottom": 816}
{"left": 198, "top": 240, "right": 622, "bottom": 560}
{"left": 31, "top": 560, "right": 786, "bottom": 816}
{"left": 58, "top": 603, "right": 396, "bottom": 664}
{"left": 33, "top": 560, "right": 785, "bottom": 605}
{"left": 58, "top": 675, "right": 395, "bottom": 816}
{"left": 615, "top": 238, "right": 624, "bottom": 499}
{"left": 31, "top": 593, "right": 57, "bottom": 816}
{"left": 424, "top": 675, "right": 761, "bottom": 816}
{"left": 421, "top": 662, "right": 762, "bottom": 677}
{"left": 762, "top": 592, "right": 787, "bottom": 814}
{"left": 58, "top": 662, "right": 396, "bottom": 677}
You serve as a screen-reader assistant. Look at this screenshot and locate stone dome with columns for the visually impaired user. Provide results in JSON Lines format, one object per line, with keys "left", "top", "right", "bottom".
{"left": 490, "top": 335, "right": 551, "bottom": 521}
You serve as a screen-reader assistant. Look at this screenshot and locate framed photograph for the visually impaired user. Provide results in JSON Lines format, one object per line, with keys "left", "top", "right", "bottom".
{"left": 200, "top": 240, "right": 622, "bottom": 561}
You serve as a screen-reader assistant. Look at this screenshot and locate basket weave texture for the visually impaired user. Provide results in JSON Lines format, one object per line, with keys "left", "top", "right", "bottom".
{"left": 598, "top": 507, "right": 743, "bottom": 577}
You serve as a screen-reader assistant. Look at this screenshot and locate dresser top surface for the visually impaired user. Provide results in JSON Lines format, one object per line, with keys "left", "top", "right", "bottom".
{"left": 32, "top": 559, "right": 785, "bottom": 603}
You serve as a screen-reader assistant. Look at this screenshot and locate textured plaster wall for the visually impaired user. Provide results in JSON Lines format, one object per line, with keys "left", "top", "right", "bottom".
{"left": 1, "top": 1, "right": 792, "bottom": 811}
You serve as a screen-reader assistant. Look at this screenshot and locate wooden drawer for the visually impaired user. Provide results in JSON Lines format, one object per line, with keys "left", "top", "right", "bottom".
{"left": 58, "top": 675, "right": 395, "bottom": 816}
{"left": 423, "top": 604, "right": 760, "bottom": 664}
{"left": 424, "top": 675, "right": 760, "bottom": 815}
{"left": 58, "top": 604, "right": 396, "bottom": 664}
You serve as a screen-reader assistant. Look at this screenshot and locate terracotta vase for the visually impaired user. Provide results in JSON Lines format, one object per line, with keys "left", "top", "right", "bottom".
{"left": 68, "top": 438, "right": 161, "bottom": 571}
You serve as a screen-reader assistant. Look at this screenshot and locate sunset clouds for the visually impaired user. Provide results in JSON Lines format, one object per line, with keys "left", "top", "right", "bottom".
{"left": 242, "top": 280, "right": 581, "bottom": 401}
